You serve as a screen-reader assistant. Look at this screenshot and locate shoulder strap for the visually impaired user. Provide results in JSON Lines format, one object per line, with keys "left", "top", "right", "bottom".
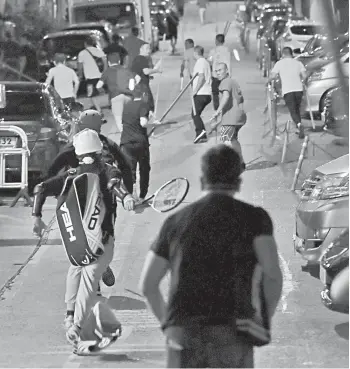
{"left": 85, "top": 48, "right": 99, "bottom": 66}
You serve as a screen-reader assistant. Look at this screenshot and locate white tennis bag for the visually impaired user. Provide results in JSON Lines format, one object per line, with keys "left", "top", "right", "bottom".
{"left": 56, "top": 173, "right": 107, "bottom": 267}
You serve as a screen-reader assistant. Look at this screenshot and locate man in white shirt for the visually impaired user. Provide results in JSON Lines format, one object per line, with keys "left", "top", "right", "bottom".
{"left": 208, "top": 34, "right": 232, "bottom": 111}
{"left": 78, "top": 37, "right": 107, "bottom": 114}
{"left": 45, "top": 53, "right": 80, "bottom": 108}
{"left": 268, "top": 47, "right": 307, "bottom": 139}
{"left": 192, "top": 45, "right": 212, "bottom": 144}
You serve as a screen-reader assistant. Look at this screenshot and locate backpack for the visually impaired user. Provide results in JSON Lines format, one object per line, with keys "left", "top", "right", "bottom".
{"left": 56, "top": 172, "right": 107, "bottom": 267}
{"left": 86, "top": 48, "right": 104, "bottom": 73}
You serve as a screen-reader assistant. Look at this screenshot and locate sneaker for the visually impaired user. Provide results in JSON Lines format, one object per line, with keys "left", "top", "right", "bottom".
{"left": 102, "top": 266, "right": 115, "bottom": 287}
{"left": 64, "top": 314, "right": 74, "bottom": 330}
{"left": 194, "top": 130, "right": 207, "bottom": 143}
{"left": 66, "top": 324, "right": 81, "bottom": 346}
{"left": 297, "top": 123, "right": 305, "bottom": 139}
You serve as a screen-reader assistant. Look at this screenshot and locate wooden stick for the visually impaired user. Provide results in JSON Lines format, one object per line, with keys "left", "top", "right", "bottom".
{"left": 291, "top": 135, "right": 309, "bottom": 191}
{"left": 281, "top": 120, "right": 290, "bottom": 164}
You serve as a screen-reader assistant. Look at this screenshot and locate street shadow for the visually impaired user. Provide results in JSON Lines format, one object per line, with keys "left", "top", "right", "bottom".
{"left": 98, "top": 353, "right": 139, "bottom": 363}
{"left": 246, "top": 161, "right": 277, "bottom": 171}
{"left": 134, "top": 202, "right": 151, "bottom": 214}
{"left": 108, "top": 296, "right": 147, "bottom": 310}
{"left": 335, "top": 322, "right": 349, "bottom": 340}
{"left": 301, "top": 262, "right": 320, "bottom": 280}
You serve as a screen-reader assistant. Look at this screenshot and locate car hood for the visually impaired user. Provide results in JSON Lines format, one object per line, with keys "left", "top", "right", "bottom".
{"left": 316, "top": 154, "right": 349, "bottom": 176}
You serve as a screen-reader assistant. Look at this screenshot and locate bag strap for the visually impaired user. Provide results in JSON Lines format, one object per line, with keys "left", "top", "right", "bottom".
{"left": 85, "top": 48, "right": 99, "bottom": 68}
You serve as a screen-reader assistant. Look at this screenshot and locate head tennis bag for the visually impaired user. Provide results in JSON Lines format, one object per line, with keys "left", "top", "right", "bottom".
{"left": 56, "top": 173, "right": 106, "bottom": 267}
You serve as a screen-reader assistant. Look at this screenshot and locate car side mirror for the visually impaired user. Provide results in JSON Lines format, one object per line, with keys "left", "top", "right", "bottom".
{"left": 293, "top": 48, "right": 302, "bottom": 55}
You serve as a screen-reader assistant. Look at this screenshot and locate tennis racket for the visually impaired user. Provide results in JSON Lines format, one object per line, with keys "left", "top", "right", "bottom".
{"left": 138, "top": 177, "right": 190, "bottom": 213}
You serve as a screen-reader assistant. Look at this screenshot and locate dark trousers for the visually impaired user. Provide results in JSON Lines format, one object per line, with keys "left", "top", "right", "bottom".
{"left": 283, "top": 91, "right": 304, "bottom": 126}
{"left": 211, "top": 77, "right": 221, "bottom": 110}
{"left": 121, "top": 142, "right": 150, "bottom": 199}
{"left": 192, "top": 95, "right": 212, "bottom": 135}
{"left": 165, "top": 325, "right": 254, "bottom": 368}
{"left": 140, "top": 83, "right": 155, "bottom": 113}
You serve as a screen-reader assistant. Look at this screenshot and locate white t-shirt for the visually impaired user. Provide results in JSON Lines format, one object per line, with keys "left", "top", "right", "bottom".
{"left": 78, "top": 47, "right": 106, "bottom": 79}
{"left": 193, "top": 57, "right": 212, "bottom": 95}
{"left": 208, "top": 45, "right": 231, "bottom": 78}
{"left": 46, "top": 64, "right": 79, "bottom": 99}
{"left": 271, "top": 58, "right": 306, "bottom": 95}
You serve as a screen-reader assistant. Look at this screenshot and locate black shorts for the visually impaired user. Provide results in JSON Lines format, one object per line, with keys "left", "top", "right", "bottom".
{"left": 220, "top": 125, "right": 242, "bottom": 142}
{"left": 86, "top": 78, "right": 100, "bottom": 97}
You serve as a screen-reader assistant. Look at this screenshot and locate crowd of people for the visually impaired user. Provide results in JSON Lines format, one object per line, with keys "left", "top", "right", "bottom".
{"left": 27, "top": 12, "right": 288, "bottom": 367}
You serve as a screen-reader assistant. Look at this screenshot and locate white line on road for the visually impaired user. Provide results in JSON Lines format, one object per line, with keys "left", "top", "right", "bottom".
{"left": 278, "top": 251, "right": 294, "bottom": 313}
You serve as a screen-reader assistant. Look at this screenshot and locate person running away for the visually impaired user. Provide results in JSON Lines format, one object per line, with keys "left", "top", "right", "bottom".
{"left": 32, "top": 129, "right": 136, "bottom": 347}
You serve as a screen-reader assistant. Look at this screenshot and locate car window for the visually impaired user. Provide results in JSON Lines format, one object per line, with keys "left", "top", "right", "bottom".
{"left": 0, "top": 92, "right": 45, "bottom": 117}
{"left": 290, "top": 25, "right": 319, "bottom": 36}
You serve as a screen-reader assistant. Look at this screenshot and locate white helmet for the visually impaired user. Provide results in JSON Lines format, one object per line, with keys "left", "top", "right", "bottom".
{"left": 73, "top": 128, "right": 103, "bottom": 157}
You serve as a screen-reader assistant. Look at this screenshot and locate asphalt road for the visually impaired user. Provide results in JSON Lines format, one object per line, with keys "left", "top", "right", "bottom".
{"left": 0, "top": 2, "right": 348, "bottom": 367}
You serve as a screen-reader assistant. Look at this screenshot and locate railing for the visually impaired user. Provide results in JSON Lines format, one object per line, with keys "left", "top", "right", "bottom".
{"left": 0, "top": 125, "right": 33, "bottom": 207}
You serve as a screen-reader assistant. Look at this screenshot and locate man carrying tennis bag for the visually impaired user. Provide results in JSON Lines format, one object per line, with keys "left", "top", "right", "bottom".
{"left": 32, "top": 129, "right": 135, "bottom": 350}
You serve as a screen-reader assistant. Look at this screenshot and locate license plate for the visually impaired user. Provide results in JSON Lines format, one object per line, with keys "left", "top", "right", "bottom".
{"left": 0, "top": 136, "right": 17, "bottom": 148}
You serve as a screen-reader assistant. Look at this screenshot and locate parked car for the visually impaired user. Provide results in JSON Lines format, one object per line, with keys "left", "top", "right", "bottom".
{"left": 38, "top": 30, "right": 108, "bottom": 95}
{"left": 320, "top": 228, "right": 349, "bottom": 313}
{"left": 63, "top": 21, "right": 114, "bottom": 43}
{"left": 250, "top": 0, "right": 292, "bottom": 22}
{"left": 322, "top": 86, "right": 349, "bottom": 137}
{"left": 304, "top": 51, "right": 349, "bottom": 114}
{"left": 275, "top": 19, "right": 322, "bottom": 60}
{"left": 259, "top": 15, "right": 289, "bottom": 77}
{"left": 294, "top": 154, "right": 349, "bottom": 259}
{"left": 150, "top": 2, "right": 168, "bottom": 39}
{"left": 0, "top": 81, "right": 79, "bottom": 184}
{"left": 295, "top": 32, "right": 348, "bottom": 69}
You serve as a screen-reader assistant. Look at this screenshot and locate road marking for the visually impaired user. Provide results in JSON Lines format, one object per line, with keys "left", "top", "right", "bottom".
{"left": 278, "top": 251, "right": 294, "bottom": 313}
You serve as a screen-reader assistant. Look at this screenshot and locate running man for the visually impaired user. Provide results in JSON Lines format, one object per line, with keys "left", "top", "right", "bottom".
{"left": 268, "top": 46, "right": 307, "bottom": 139}
{"left": 45, "top": 53, "right": 80, "bottom": 109}
{"left": 32, "top": 129, "right": 136, "bottom": 346}
{"left": 139, "top": 144, "right": 283, "bottom": 368}
{"left": 180, "top": 38, "right": 195, "bottom": 79}
{"left": 78, "top": 37, "right": 107, "bottom": 113}
{"left": 212, "top": 62, "right": 247, "bottom": 170}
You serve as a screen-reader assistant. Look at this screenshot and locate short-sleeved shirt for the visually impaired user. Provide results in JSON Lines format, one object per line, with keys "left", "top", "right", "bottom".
{"left": 183, "top": 48, "right": 196, "bottom": 77}
{"left": 120, "top": 98, "right": 150, "bottom": 145}
{"left": 193, "top": 57, "right": 212, "bottom": 95}
{"left": 131, "top": 55, "right": 153, "bottom": 86}
{"left": 209, "top": 45, "right": 231, "bottom": 78}
{"left": 151, "top": 193, "right": 273, "bottom": 330}
{"left": 271, "top": 57, "right": 306, "bottom": 95}
{"left": 219, "top": 76, "right": 246, "bottom": 126}
{"left": 78, "top": 47, "right": 106, "bottom": 79}
{"left": 100, "top": 65, "right": 135, "bottom": 99}
{"left": 46, "top": 64, "right": 79, "bottom": 99}
{"left": 123, "top": 35, "right": 146, "bottom": 68}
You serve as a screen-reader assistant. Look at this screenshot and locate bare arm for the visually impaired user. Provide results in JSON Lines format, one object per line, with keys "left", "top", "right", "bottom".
{"left": 215, "top": 90, "right": 230, "bottom": 115}
{"left": 193, "top": 73, "right": 205, "bottom": 95}
{"left": 253, "top": 235, "right": 283, "bottom": 319}
{"left": 139, "top": 251, "right": 169, "bottom": 324}
{"left": 45, "top": 69, "right": 54, "bottom": 86}
{"left": 72, "top": 71, "right": 80, "bottom": 96}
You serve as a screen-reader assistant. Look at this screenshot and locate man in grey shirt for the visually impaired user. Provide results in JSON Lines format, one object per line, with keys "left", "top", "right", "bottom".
{"left": 212, "top": 62, "right": 247, "bottom": 170}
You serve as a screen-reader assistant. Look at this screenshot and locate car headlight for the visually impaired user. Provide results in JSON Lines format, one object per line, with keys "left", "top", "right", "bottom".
{"left": 308, "top": 68, "right": 325, "bottom": 82}
{"left": 321, "top": 229, "right": 349, "bottom": 269}
{"left": 310, "top": 175, "right": 349, "bottom": 201}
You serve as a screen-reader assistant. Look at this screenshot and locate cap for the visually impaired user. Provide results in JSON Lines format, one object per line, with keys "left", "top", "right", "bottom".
{"left": 73, "top": 129, "right": 103, "bottom": 156}
{"left": 78, "top": 109, "right": 106, "bottom": 132}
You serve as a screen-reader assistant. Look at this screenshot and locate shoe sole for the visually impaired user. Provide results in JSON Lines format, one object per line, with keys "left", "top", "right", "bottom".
{"left": 194, "top": 131, "right": 207, "bottom": 143}
{"left": 102, "top": 266, "right": 115, "bottom": 287}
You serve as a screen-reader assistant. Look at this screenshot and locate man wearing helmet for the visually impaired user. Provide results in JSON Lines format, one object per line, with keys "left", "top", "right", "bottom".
{"left": 32, "top": 129, "right": 135, "bottom": 348}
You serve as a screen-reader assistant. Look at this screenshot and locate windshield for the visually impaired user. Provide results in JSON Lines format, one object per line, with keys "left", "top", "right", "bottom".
{"left": 68, "top": 26, "right": 109, "bottom": 40}
{"left": 290, "top": 25, "right": 319, "bottom": 36}
{"left": 260, "top": 10, "right": 289, "bottom": 24}
{"left": 1, "top": 92, "right": 45, "bottom": 117}
{"left": 42, "top": 34, "right": 98, "bottom": 58}
{"left": 74, "top": 4, "right": 136, "bottom": 27}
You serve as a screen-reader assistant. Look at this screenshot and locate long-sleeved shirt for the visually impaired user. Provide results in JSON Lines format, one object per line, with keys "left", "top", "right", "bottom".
{"left": 46, "top": 134, "right": 133, "bottom": 193}
{"left": 33, "top": 163, "right": 129, "bottom": 237}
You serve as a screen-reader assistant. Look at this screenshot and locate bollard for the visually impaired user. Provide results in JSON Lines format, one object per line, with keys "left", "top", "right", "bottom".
{"left": 291, "top": 135, "right": 309, "bottom": 191}
{"left": 281, "top": 120, "right": 290, "bottom": 164}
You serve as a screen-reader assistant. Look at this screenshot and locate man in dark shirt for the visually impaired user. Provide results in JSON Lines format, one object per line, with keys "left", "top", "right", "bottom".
{"left": 103, "top": 33, "right": 128, "bottom": 66}
{"left": 131, "top": 43, "right": 162, "bottom": 114}
{"left": 46, "top": 109, "right": 133, "bottom": 193}
{"left": 139, "top": 144, "right": 283, "bottom": 368}
{"left": 19, "top": 33, "right": 38, "bottom": 80}
{"left": 120, "top": 86, "right": 152, "bottom": 203}
{"left": 123, "top": 27, "right": 146, "bottom": 69}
